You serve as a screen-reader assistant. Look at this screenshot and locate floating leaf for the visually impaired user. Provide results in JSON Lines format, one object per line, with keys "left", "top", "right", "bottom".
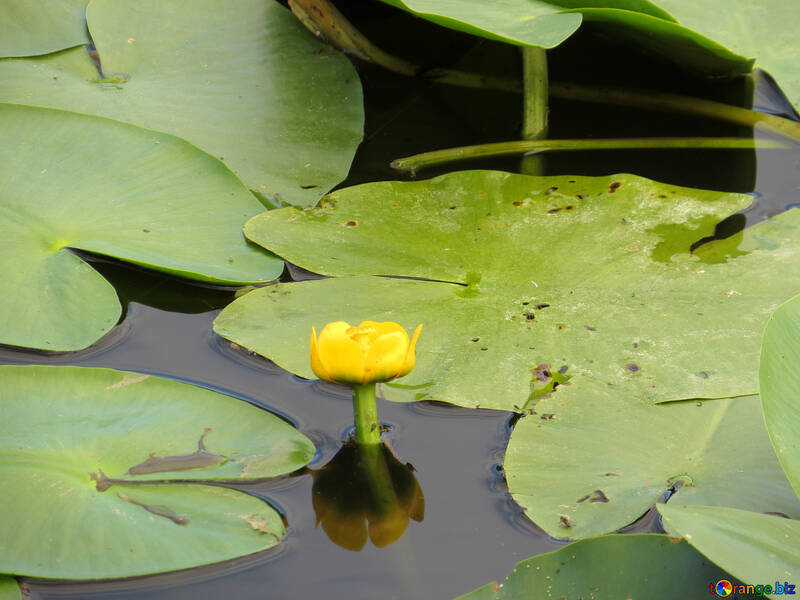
{"left": 659, "top": 505, "right": 800, "bottom": 594}
{"left": 0, "top": 577, "right": 20, "bottom": 600}
{"left": 379, "top": 0, "right": 752, "bottom": 76}
{"left": 761, "top": 293, "right": 800, "bottom": 496}
{"left": 656, "top": 0, "right": 800, "bottom": 111}
{"left": 505, "top": 394, "right": 800, "bottom": 539}
{"left": 214, "top": 171, "right": 800, "bottom": 411}
{"left": 0, "top": 0, "right": 363, "bottom": 206}
{"left": 455, "top": 534, "right": 736, "bottom": 599}
{"left": 0, "top": 0, "right": 89, "bottom": 58}
{"left": 0, "top": 103, "right": 281, "bottom": 351}
{"left": 0, "top": 365, "right": 315, "bottom": 579}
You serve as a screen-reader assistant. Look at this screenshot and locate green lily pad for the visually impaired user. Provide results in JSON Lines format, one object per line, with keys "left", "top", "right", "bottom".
{"left": 0, "top": 365, "right": 315, "bottom": 579}
{"left": 379, "top": 0, "right": 752, "bottom": 76}
{"left": 214, "top": 170, "right": 800, "bottom": 411}
{"left": 659, "top": 505, "right": 800, "bottom": 595}
{"left": 656, "top": 0, "right": 800, "bottom": 111}
{"left": 505, "top": 394, "right": 800, "bottom": 539}
{"left": 0, "top": 0, "right": 89, "bottom": 58}
{"left": 0, "top": 0, "right": 363, "bottom": 207}
{"left": 0, "top": 102, "right": 281, "bottom": 352}
{"left": 0, "top": 578, "right": 20, "bottom": 600}
{"left": 455, "top": 534, "right": 736, "bottom": 599}
{"left": 761, "top": 293, "right": 800, "bottom": 496}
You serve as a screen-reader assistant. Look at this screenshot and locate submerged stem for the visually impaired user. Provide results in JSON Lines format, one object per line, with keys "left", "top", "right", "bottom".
{"left": 390, "top": 136, "right": 786, "bottom": 173}
{"left": 353, "top": 384, "right": 381, "bottom": 445}
{"left": 521, "top": 47, "right": 549, "bottom": 176}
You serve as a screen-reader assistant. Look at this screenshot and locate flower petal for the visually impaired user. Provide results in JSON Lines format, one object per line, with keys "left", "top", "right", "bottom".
{"left": 364, "top": 331, "right": 409, "bottom": 383}
{"left": 317, "top": 321, "right": 365, "bottom": 384}
{"left": 310, "top": 326, "right": 334, "bottom": 383}
{"left": 397, "top": 324, "right": 423, "bottom": 378}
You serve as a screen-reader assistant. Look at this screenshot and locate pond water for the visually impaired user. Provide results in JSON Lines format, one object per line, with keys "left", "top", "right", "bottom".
{"left": 4, "top": 4, "right": 799, "bottom": 599}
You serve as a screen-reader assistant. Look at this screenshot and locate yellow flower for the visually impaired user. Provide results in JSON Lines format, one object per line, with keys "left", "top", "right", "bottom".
{"left": 310, "top": 320, "right": 422, "bottom": 385}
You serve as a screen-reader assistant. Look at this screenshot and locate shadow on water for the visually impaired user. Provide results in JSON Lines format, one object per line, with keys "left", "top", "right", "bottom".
{"left": 4, "top": 2, "right": 800, "bottom": 598}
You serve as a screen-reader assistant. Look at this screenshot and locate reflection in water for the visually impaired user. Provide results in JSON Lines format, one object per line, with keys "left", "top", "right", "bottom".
{"left": 311, "top": 442, "right": 424, "bottom": 551}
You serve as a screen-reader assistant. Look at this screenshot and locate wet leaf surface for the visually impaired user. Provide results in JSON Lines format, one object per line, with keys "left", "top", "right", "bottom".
{"left": 215, "top": 170, "right": 800, "bottom": 411}
{"left": 0, "top": 103, "right": 281, "bottom": 351}
{"left": 0, "top": 365, "right": 315, "bottom": 579}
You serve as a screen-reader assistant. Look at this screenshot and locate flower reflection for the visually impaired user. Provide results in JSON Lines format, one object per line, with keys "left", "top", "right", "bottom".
{"left": 311, "top": 442, "right": 424, "bottom": 551}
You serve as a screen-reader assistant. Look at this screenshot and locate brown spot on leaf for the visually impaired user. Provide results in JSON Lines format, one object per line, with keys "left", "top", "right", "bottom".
{"left": 584, "top": 325, "right": 596, "bottom": 331}
{"left": 609, "top": 181, "right": 622, "bottom": 193}
{"left": 559, "top": 514, "right": 574, "bottom": 527}
{"left": 625, "top": 363, "right": 641, "bottom": 373}
{"left": 345, "top": 220, "right": 357, "bottom": 227}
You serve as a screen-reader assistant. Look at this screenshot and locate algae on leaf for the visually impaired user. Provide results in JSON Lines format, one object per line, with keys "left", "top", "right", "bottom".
{"left": 0, "top": 103, "right": 281, "bottom": 352}
{"left": 0, "top": 0, "right": 364, "bottom": 207}
{"left": 215, "top": 170, "right": 800, "bottom": 411}
{"left": 0, "top": 365, "right": 315, "bottom": 579}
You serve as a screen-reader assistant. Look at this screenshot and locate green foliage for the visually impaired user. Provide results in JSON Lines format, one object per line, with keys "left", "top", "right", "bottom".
{"left": 0, "top": 365, "right": 315, "bottom": 579}
{"left": 379, "top": 0, "right": 752, "bottom": 76}
{"left": 0, "top": 0, "right": 88, "bottom": 58}
{"left": 0, "top": 577, "right": 19, "bottom": 600}
{"left": 0, "top": 0, "right": 364, "bottom": 206}
{"left": 659, "top": 505, "right": 799, "bottom": 597}
{"left": 215, "top": 170, "right": 800, "bottom": 411}
{"left": 655, "top": 294, "right": 800, "bottom": 595}
{"left": 0, "top": 103, "right": 281, "bottom": 351}
{"left": 506, "top": 394, "right": 799, "bottom": 539}
{"left": 454, "top": 534, "right": 736, "bottom": 599}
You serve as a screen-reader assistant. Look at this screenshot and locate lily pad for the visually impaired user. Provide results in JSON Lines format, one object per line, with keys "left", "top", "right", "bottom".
{"left": 455, "top": 534, "right": 736, "bottom": 599}
{"left": 0, "top": 0, "right": 89, "bottom": 58}
{"left": 0, "top": 365, "right": 315, "bottom": 579}
{"left": 656, "top": 0, "right": 800, "bottom": 111}
{"left": 0, "top": 578, "right": 20, "bottom": 600}
{"left": 761, "top": 293, "right": 800, "bottom": 496}
{"left": 504, "top": 394, "right": 800, "bottom": 539}
{"left": 214, "top": 170, "right": 800, "bottom": 411}
{"left": 379, "top": 0, "right": 752, "bottom": 76}
{"left": 0, "top": 102, "right": 281, "bottom": 352}
{"left": 659, "top": 505, "right": 800, "bottom": 594}
{"left": 0, "top": 0, "right": 363, "bottom": 206}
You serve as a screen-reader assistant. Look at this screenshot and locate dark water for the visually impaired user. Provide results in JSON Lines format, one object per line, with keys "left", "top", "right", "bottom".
{"left": 4, "top": 4, "right": 800, "bottom": 599}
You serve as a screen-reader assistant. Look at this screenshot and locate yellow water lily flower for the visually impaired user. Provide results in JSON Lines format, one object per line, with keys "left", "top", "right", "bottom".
{"left": 310, "top": 320, "right": 422, "bottom": 385}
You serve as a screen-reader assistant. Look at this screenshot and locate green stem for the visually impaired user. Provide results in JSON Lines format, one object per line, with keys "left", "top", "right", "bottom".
{"left": 550, "top": 82, "right": 800, "bottom": 142}
{"left": 521, "top": 47, "right": 549, "bottom": 176}
{"left": 390, "top": 136, "right": 786, "bottom": 174}
{"left": 353, "top": 384, "right": 381, "bottom": 445}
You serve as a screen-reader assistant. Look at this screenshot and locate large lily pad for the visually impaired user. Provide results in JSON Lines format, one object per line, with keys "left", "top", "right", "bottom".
{"left": 379, "top": 0, "right": 752, "bottom": 76}
{"left": 214, "top": 170, "right": 800, "bottom": 411}
{"left": 761, "top": 293, "right": 800, "bottom": 496}
{"left": 0, "top": 365, "right": 315, "bottom": 579}
{"left": 504, "top": 394, "right": 800, "bottom": 539}
{"left": 455, "top": 534, "right": 736, "bottom": 599}
{"left": 659, "top": 505, "right": 800, "bottom": 595}
{"left": 0, "top": 0, "right": 89, "bottom": 58}
{"left": 0, "top": 0, "right": 363, "bottom": 206}
{"left": 0, "top": 578, "right": 19, "bottom": 600}
{"left": 0, "top": 103, "right": 281, "bottom": 352}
